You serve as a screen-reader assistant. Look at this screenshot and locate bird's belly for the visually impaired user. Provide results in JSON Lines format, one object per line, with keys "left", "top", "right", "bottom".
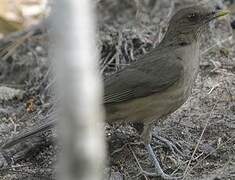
{"left": 105, "top": 81, "right": 190, "bottom": 124}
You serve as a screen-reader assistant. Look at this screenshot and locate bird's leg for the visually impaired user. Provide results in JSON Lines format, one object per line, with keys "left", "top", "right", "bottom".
{"left": 133, "top": 123, "right": 183, "bottom": 157}
{"left": 141, "top": 123, "right": 153, "bottom": 145}
{"left": 153, "top": 134, "right": 184, "bottom": 157}
{"left": 141, "top": 123, "right": 182, "bottom": 179}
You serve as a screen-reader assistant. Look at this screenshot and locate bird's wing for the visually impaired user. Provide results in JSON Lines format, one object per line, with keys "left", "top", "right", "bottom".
{"left": 104, "top": 51, "right": 183, "bottom": 104}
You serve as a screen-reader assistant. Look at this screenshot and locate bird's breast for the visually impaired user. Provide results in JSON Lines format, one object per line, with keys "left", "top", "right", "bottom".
{"left": 178, "top": 41, "right": 200, "bottom": 95}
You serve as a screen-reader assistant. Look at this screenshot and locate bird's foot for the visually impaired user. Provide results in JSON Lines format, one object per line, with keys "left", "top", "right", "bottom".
{"left": 145, "top": 144, "right": 182, "bottom": 180}
{"left": 154, "top": 135, "right": 184, "bottom": 158}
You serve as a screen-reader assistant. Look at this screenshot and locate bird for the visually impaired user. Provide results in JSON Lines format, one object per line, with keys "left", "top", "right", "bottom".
{"left": 103, "top": 5, "right": 229, "bottom": 179}
{"left": 0, "top": 5, "right": 229, "bottom": 179}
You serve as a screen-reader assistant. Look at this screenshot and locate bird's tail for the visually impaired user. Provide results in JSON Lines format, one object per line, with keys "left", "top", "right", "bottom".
{"left": 1, "top": 120, "right": 56, "bottom": 150}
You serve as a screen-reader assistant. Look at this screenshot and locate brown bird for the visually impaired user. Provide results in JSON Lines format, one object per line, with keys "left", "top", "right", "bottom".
{"left": 103, "top": 5, "right": 229, "bottom": 179}
{"left": 0, "top": 5, "right": 229, "bottom": 179}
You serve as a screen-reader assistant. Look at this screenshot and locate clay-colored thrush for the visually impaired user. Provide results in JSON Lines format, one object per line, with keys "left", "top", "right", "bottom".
{"left": 0, "top": 5, "right": 229, "bottom": 179}
{"left": 103, "top": 5, "right": 229, "bottom": 179}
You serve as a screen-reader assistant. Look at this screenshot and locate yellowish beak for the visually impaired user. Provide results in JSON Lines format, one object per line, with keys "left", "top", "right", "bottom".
{"left": 214, "top": 10, "right": 230, "bottom": 19}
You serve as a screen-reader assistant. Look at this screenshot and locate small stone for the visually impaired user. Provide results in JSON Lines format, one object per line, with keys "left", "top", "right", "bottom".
{"left": 36, "top": 46, "right": 43, "bottom": 53}
{"left": 27, "top": 52, "right": 33, "bottom": 56}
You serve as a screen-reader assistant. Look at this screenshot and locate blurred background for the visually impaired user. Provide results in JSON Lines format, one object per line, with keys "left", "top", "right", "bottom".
{"left": 0, "top": 0, "right": 49, "bottom": 37}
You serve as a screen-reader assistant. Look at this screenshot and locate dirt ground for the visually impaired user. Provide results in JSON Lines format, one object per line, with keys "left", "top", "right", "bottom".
{"left": 0, "top": 0, "right": 234, "bottom": 180}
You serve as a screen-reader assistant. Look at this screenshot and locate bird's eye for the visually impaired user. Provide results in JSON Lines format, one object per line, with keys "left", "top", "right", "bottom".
{"left": 187, "top": 13, "right": 199, "bottom": 21}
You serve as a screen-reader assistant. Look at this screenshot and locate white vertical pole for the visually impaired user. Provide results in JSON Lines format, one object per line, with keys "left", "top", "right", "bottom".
{"left": 51, "top": 0, "right": 106, "bottom": 180}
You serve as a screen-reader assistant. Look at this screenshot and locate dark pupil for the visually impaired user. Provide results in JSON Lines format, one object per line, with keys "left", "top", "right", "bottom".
{"left": 188, "top": 13, "right": 198, "bottom": 20}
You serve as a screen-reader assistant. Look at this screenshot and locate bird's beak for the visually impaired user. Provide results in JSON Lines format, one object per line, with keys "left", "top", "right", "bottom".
{"left": 203, "top": 9, "right": 230, "bottom": 25}
{"left": 211, "top": 10, "right": 230, "bottom": 20}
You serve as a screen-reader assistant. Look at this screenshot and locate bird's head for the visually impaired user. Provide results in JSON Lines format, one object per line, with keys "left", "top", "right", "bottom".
{"left": 162, "top": 5, "right": 229, "bottom": 46}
